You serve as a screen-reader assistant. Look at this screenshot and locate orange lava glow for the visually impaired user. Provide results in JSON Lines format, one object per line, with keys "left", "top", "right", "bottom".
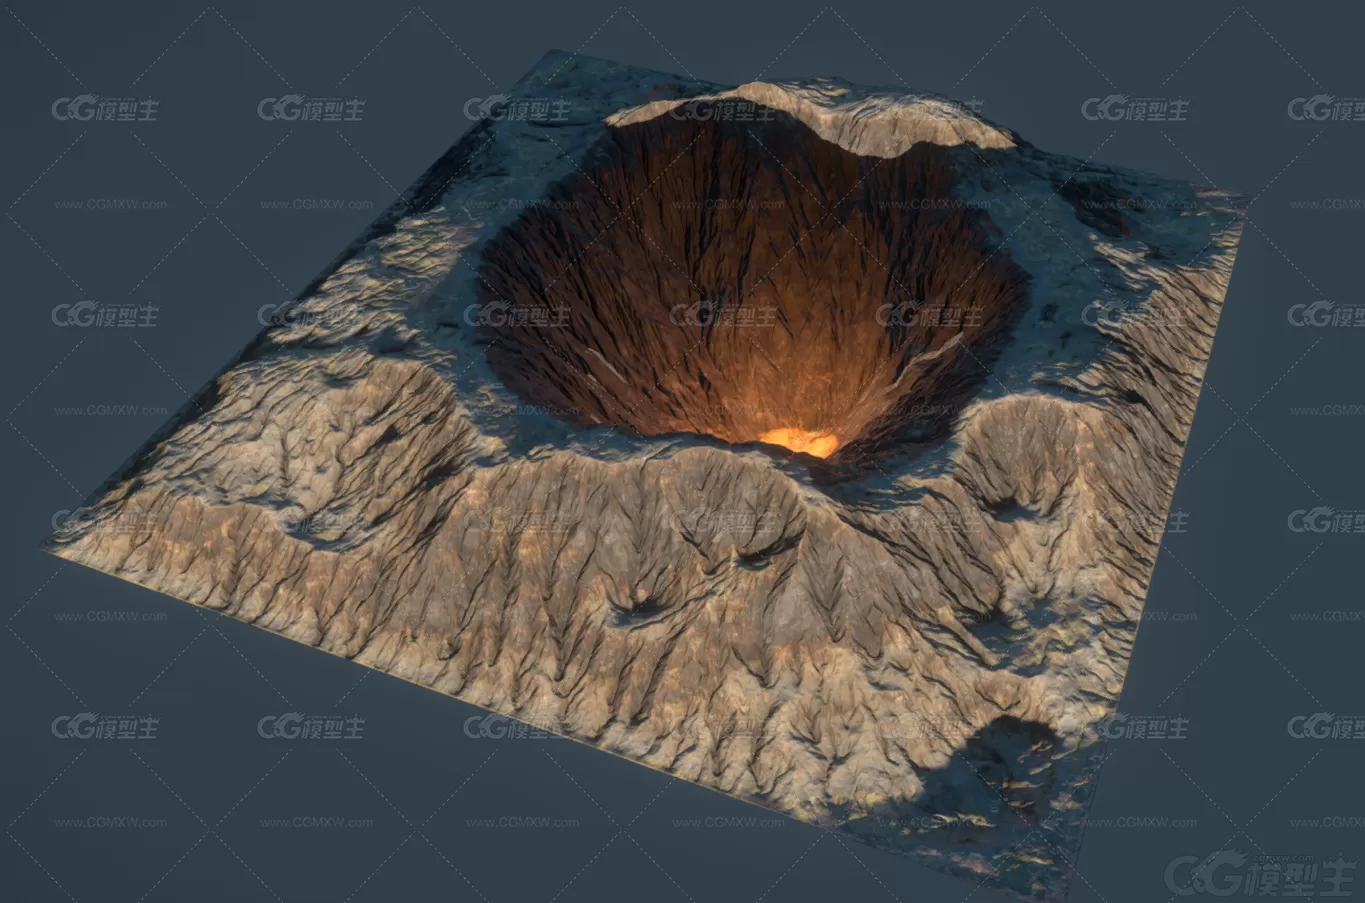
{"left": 759, "top": 428, "right": 840, "bottom": 458}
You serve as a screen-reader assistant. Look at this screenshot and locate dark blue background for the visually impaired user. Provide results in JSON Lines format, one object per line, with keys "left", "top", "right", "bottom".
{"left": 4, "top": 2, "right": 1362, "bottom": 900}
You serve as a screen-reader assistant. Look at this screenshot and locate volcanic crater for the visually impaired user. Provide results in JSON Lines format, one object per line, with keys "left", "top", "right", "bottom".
{"left": 475, "top": 105, "right": 1031, "bottom": 471}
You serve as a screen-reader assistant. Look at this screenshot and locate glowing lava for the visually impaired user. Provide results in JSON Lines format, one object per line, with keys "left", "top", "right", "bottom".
{"left": 759, "top": 429, "right": 840, "bottom": 458}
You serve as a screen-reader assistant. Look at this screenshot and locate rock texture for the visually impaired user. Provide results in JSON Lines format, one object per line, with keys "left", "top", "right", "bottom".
{"left": 45, "top": 51, "right": 1245, "bottom": 901}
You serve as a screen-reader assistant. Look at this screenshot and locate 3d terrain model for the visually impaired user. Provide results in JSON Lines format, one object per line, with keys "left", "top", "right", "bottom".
{"left": 47, "top": 51, "right": 1244, "bottom": 900}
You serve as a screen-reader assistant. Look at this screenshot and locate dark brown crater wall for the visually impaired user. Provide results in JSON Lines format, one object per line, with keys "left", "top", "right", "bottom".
{"left": 474, "top": 105, "right": 1031, "bottom": 467}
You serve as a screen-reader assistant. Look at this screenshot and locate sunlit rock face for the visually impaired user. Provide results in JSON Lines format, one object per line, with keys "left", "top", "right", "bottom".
{"left": 475, "top": 107, "right": 1029, "bottom": 469}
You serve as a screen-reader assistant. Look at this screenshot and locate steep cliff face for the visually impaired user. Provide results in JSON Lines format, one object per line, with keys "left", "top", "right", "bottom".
{"left": 44, "top": 51, "right": 1244, "bottom": 902}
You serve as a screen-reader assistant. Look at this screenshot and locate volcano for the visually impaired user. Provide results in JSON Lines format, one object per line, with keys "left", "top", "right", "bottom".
{"left": 44, "top": 52, "right": 1246, "bottom": 901}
